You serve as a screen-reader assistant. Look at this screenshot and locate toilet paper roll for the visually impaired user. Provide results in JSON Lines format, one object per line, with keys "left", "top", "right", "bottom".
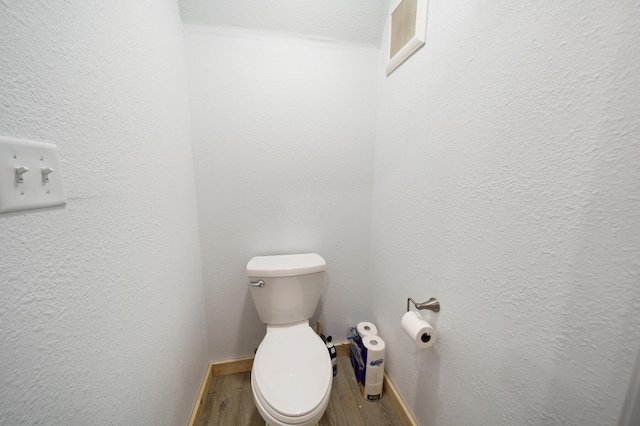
{"left": 365, "top": 364, "right": 384, "bottom": 385}
{"left": 361, "top": 335, "right": 385, "bottom": 400}
{"left": 362, "top": 335, "right": 385, "bottom": 367}
{"left": 402, "top": 311, "right": 437, "bottom": 349}
{"left": 357, "top": 322, "right": 378, "bottom": 338}
{"left": 364, "top": 380, "right": 383, "bottom": 401}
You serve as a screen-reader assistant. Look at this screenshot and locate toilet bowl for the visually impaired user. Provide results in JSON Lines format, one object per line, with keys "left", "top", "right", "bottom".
{"left": 251, "top": 322, "right": 332, "bottom": 426}
{"left": 246, "top": 253, "right": 332, "bottom": 426}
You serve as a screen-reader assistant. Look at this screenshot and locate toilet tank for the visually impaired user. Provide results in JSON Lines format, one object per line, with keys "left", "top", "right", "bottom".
{"left": 247, "top": 253, "right": 326, "bottom": 325}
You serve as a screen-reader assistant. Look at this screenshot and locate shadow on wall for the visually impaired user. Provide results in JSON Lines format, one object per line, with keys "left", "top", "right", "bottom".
{"left": 413, "top": 336, "right": 441, "bottom": 425}
{"left": 310, "top": 270, "right": 330, "bottom": 335}
{"left": 618, "top": 347, "right": 640, "bottom": 426}
{"left": 232, "top": 288, "right": 265, "bottom": 357}
{"left": 402, "top": 309, "right": 441, "bottom": 424}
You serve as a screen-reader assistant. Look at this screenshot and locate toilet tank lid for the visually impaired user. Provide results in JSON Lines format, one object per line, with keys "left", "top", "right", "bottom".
{"left": 247, "top": 253, "right": 326, "bottom": 278}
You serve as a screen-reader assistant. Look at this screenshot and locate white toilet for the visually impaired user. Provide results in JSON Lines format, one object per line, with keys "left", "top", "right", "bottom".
{"left": 246, "top": 253, "right": 332, "bottom": 426}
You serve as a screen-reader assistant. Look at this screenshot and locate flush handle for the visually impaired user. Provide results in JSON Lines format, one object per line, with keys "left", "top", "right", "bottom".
{"left": 247, "top": 280, "right": 265, "bottom": 287}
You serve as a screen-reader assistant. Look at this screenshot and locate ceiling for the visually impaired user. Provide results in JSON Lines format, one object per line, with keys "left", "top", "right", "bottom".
{"left": 178, "top": 0, "right": 390, "bottom": 46}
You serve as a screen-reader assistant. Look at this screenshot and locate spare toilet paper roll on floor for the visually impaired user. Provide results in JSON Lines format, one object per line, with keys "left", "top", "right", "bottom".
{"left": 402, "top": 311, "right": 437, "bottom": 348}
{"left": 362, "top": 335, "right": 386, "bottom": 400}
{"left": 362, "top": 335, "right": 385, "bottom": 368}
{"left": 364, "top": 379, "right": 383, "bottom": 401}
{"left": 357, "top": 322, "right": 378, "bottom": 338}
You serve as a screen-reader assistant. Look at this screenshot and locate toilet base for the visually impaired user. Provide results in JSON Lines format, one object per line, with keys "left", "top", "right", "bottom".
{"left": 264, "top": 422, "right": 319, "bottom": 426}
{"left": 254, "top": 399, "right": 320, "bottom": 426}
{"left": 251, "top": 370, "right": 330, "bottom": 426}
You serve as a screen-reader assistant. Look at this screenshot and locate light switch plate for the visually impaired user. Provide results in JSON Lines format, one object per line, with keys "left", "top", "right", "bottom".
{"left": 0, "top": 136, "right": 67, "bottom": 214}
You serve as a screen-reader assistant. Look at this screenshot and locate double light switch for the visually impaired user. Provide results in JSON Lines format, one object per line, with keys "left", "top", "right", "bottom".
{"left": 0, "top": 136, "right": 67, "bottom": 214}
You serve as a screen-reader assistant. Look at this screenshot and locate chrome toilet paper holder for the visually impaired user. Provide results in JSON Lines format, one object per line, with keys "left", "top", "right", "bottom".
{"left": 407, "top": 297, "right": 440, "bottom": 313}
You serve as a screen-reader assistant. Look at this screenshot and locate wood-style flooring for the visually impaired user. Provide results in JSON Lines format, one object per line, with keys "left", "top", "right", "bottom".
{"left": 198, "top": 356, "right": 402, "bottom": 426}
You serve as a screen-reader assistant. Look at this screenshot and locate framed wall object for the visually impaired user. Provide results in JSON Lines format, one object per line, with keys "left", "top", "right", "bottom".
{"left": 386, "top": 0, "right": 429, "bottom": 75}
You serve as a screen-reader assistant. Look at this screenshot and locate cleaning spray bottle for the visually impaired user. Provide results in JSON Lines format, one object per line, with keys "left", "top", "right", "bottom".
{"left": 326, "top": 336, "right": 337, "bottom": 376}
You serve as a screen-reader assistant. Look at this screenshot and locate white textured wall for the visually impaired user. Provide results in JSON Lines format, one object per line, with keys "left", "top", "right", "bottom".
{"left": 184, "top": 26, "right": 378, "bottom": 360}
{"left": 0, "top": 1, "right": 207, "bottom": 425}
{"left": 371, "top": 1, "right": 640, "bottom": 425}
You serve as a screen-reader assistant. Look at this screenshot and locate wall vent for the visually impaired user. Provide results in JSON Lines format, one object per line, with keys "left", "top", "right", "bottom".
{"left": 386, "top": 0, "right": 429, "bottom": 75}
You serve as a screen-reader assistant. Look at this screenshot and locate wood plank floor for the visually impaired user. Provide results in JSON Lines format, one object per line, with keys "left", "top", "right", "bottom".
{"left": 198, "top": 356, "right": 402, "bottom": 426}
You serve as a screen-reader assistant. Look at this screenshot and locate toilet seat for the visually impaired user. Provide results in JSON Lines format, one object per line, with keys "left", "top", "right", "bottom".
{"left": 252, "top": 321, "right": 332, "bottom": 424}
